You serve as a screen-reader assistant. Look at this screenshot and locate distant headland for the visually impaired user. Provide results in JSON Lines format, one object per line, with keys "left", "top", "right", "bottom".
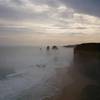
{"left": 63, "top": 44, "right": 76, "bottom": 48}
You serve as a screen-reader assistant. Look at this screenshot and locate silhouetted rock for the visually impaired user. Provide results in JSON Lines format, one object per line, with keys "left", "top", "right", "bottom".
{"left": 73, "top": 43, "right": 100, "bottom": 81}
{"left": 52, "top": 46, "right": 58, "bottom": 50}
{"left": 46, "top": 46, "right": 50, "bottom": 50}
{"left": 36, "top": 64, "right": 46, "bottom": 68}
{"left": 74, "top": 43, "right": 100, "bottom": 52}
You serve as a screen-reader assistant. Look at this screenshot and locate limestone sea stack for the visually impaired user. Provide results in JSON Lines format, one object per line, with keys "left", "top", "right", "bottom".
{"left": 52, "top": 46, "right": 58, "bottom": 50}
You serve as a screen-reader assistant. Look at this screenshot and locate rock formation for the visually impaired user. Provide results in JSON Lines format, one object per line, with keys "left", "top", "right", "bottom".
{"left": 73, "top": 43, "right": 100, "bottom": 100}
{"left": 74, "top": 43, "right": 100, "bottom": 81}
{"left": 52, "top": 46, "right": 58, "bottom": 50}
{"left": 46, "top": 46, "right": 50, "bottom": 50}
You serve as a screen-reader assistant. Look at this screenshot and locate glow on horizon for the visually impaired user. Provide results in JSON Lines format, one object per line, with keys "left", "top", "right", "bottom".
{"left": 0, "top": 34, "right": 100, "bottom": 46}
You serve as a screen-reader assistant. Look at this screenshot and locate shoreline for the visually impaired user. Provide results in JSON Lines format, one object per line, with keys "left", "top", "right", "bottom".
{"left": 49, "top": 65, "right": 96, "bottom": 100}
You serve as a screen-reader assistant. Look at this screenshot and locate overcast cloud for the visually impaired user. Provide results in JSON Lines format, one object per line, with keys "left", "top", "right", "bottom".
{"left": 0, "top": 0, "right": 100, "bottom": 45}
{"left": 61, "top": 0, "right": 100, "bottom": 17}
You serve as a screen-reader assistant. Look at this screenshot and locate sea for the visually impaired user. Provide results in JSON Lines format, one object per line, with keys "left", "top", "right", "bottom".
{"left": 0, "top": 46, "right": 73, "bottom": 100}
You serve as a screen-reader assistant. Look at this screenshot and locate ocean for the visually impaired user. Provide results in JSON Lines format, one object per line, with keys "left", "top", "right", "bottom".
{"left": 0, "top": 46, "right": 73, "bottom": 100}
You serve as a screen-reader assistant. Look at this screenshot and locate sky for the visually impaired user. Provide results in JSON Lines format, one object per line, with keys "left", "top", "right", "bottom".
{"left": 0, "top": 0, "right": 100, "bottom": 46}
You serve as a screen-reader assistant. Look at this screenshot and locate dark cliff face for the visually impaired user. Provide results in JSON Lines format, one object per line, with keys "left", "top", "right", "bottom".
{"left": 73, "top": 43, "right": 100, "bottom": 81}
{"left": 73, "top": 43, "right": 100, "bottom": 100}
{"left": 74, "top": 43, "right": 100, "bottom": 52}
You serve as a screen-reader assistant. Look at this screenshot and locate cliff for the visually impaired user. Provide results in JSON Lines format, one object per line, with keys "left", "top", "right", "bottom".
{"left": 74, "top": 43, "right": 100, "bottom": 81}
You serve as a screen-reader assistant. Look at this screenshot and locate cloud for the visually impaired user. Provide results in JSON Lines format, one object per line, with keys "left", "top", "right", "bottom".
{"left": 0, "top": 2, "right": 29, "bottom": 21}
{"left": 0, "top": 0, "right": 100, "bottom": 45}
{"left": 10, "top": 0, "right": 24, "bottom": 5}
{"left": 60, "top": 0, "right": 100, "bottom": 17}
{"left": 0, "top": 26, "right": 32, "bottom": 34}
{"left": 0, "top": 0, "right": 51, "bottom": 21}
{"left": 30, "top": 0, "right": 61, "bottom": 7}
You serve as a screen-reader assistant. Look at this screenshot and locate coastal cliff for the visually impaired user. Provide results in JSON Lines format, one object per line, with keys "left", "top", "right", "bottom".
{"left": 53, "top": 43, "right": 100, "bottom": 100}
{"left": 74, "top": 43, "right": 100, "bottom": 81}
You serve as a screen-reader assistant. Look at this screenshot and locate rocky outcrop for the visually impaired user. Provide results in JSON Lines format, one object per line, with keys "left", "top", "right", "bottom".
{"left": 46, "top": 46, "right": 50, "bottom": 50}
{"left": 73, "top": 43, "right": 100, "bottom": 81}
{"left": 63, "top": 45, "right": 76, "bottom": 48}
{"left": 52, "top": 46, "right": 58, "bottom": 50}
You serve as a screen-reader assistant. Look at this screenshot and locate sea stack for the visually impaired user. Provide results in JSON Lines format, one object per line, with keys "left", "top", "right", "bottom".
{"left": 73, "top": 43, "right": 100, "bottom": 81}
{"left": 46, "top": 46, "right": 50, "bottom": 50}
{"left": 52, "top": 46, "right": 58, "bottom": 50}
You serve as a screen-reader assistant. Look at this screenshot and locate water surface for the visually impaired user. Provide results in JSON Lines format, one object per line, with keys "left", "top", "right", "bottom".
{"left": 0, "top": 46, "right": 73, "bottom": 100}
